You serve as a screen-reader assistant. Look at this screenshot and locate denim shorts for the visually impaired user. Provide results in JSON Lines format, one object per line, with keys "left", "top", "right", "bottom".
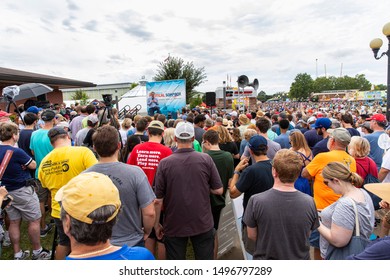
{"left": 309, "top": 228, "right": 320, "bottom": 248}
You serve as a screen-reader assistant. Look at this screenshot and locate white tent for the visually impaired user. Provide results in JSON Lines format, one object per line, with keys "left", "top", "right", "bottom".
{"left": 117, "top": 79, "right": 147, "bottom": 115}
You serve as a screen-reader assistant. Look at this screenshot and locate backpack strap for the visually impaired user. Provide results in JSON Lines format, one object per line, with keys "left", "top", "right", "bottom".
{"left": 356, "top": 160, "right": 368, "bottom": 175}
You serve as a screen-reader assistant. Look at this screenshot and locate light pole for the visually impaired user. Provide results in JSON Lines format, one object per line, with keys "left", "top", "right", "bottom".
{"left": 370, "top": 22, "right": 390, "bottom": 121}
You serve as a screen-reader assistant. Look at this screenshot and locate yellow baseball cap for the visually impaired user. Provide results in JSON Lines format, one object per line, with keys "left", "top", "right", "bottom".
{"left": 55, "top": 172, "right": 121, "bottom": 224}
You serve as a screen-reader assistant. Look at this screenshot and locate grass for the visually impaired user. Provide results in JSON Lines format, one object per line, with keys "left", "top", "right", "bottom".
{"left": 1, "top": 214, "right": 195, "bottom": 260}
{"left": 1, "top": 215, "right": 55, "bottom": 260}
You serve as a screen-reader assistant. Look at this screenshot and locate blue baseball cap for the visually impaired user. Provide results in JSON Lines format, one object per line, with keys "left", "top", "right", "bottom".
{"left": 248, "top": 135, "right": 268, "bottom": 151}
{"left": 314, "top": 118, "right": 332, "bottom": 129}
{"left": 26, "top": 106, "right": 42, "bottom": 114}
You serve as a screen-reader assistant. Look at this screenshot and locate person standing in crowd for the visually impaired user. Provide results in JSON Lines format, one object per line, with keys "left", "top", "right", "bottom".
{"left": 81, "top": 104, "right": 97, "bottom": 129}
{"left": 304, "top": 116, "right": 323, "bottom": 149}
{"left": 202, "top": 129, "right": 234, "bottom": 259}
{"left": 154, "top": 122, "right": 223, "bottom": 260}
{"left": 68, "top": 105, "right": 88, "bottom": 142}
{"left": 289, "top": 130, "right": 313, "bottom": 196}
{"left": 38, "top": 127, "right": 98, "bottom": 259}
{"left": 312, "top": 117, "right": 332, "bottom": 157}
{"left": 241, "top": 117, "right": 281, "bottom": 161}
{"left": 29, "top": 109, "right": 56, "bottom": 238}
{"left": 229, "top": 135, "right": 274, "bottom": 255}
{"left": 0, "top": 122, "right": 51, "bottom": 260}
{"left": 318, "top": 162, "right": 375, "bottom": 259}
{"left": 364, "top": 114, "right": 387, "bottom": 171}
{"left": 216, "top": 125, "right": 239, "bottom": 161}
{"left": 243, "top": 149, "right": 319, "bottom": 259}
{"left": 274, "top": 119, "right": 291, "bottom": 149}
{"left": 85, "top": 126, "right": 156, "bottom": 249}
{"left": 128, "top": 120, "right": 172, "bottom": 259}
{"left": 147, "top": 92, "right": 161, "bottom": 116}
{"left": 341, "top": 113, "right": 361, "bottom": 136}
{"left": 238, "top": 114, "right": 251, "bottom": 137}
{"left": 55, "top": 172, "right": 154, "bottom": 260}
{"left": 119, "top": 118, "right": 132, "bottom": 146}
{"left": 348, "top": 136, "right": 378, "bottom": 184}
{"left": 17, "top": 113, "right": 38, "bottom": 177}
{"left": 193, "top": 114, "right": 206, "bottom": 144}
{"left": 74, "top": 115, "right": 99, "bottom": 146}
{"left": 302, "top": 127, "right": 356, "bottom": 259}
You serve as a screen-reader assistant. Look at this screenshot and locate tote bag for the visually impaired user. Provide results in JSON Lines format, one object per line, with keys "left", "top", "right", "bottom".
{"left": 325, "top": 198, "right": 370, "bottom": 260}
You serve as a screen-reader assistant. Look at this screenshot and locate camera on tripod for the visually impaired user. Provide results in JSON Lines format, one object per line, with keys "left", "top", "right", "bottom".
{"left": 102, "top": 94, "right": 113, "bottom": 107}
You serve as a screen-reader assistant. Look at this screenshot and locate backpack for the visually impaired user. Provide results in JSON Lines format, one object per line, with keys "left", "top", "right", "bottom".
{"left": 294, "top": 151, "right": 313, "bottom": 196}
{"left": 357, "top": 160, "right": 381, "bottom": 210}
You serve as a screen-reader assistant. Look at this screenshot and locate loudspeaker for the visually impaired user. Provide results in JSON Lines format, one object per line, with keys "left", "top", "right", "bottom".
{"left": 205, "top": 92, "right": 216, "bottom": 107}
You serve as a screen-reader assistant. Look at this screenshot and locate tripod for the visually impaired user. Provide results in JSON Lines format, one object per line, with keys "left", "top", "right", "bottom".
{"left": 6, "top": 99, "right": 25, "bottom": 126}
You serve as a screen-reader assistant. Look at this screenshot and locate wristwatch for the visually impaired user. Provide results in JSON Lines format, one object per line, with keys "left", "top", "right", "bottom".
{"left": 234, "top": 170, "right": 241, "bottom": 175}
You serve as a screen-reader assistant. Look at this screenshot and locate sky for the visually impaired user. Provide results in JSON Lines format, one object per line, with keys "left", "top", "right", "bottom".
{"left": 1, "top": 0, "right": 390, "bottom": 96}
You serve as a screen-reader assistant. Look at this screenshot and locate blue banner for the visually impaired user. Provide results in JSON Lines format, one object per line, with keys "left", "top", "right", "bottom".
{"left": 146, "top": 79, "right": 186, "bottom": 117}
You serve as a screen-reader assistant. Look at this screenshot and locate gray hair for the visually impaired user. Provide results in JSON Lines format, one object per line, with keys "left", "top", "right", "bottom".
{"left": 60, "top": 205, "right": 118, "bottom": 245}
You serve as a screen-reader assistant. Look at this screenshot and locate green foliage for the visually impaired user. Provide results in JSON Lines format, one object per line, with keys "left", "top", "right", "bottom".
{"left": 289, "top": 73, "right": 314, "bottom": 100}
{"left": 129, "top": 82, "right": 138, "bottom": 90}
{"left": 375, "top": 84, "right": 387, "bottom": 90}
{"left": 189, "top": 94, "right": 203, "bottom": 109}
{"left": 71, "top": 90, "right": 89, "bottom": 105}
{"left": 291, "top": 73, "right": 373, "bottom": 99}
{"left": 153, "top": 56, "right": 207, "bottom": 104}
{"left": 257, "top": 90, "right": 268, "bottom": 102}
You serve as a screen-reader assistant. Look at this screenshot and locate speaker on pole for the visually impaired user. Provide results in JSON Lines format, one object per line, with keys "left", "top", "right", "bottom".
{"left": 205, "top": 92, "right": 216, "bottom": 107}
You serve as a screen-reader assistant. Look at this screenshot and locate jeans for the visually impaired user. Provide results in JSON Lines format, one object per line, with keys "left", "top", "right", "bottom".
{"left": 148, "top": 106, "right": 161, "bottom": 116}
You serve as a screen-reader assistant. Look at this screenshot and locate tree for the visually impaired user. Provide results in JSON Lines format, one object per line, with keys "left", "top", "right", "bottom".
{"left": 153, "top": 56, "right": 207, "bottom": 104}
{"left": 256, "top": 90, "right": 268, "bottom": 102}
{"left": 289, "top": 73, "right": 314, "bottom": 100}
{"left": 313, "top": 76, "right": 335, "bottom": 93}
{"left": 71, "top": 90, "right": 89, "bottom": 105}
{"left": 375, "top": 84, "right": 387, "bottom": 90}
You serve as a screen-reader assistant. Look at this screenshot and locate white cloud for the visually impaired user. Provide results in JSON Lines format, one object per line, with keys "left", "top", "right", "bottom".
{"left": 1, "top": 0, "right": 389, "bottom": 96}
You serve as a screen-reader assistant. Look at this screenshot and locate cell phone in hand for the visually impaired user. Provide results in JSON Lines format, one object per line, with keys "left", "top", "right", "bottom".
{"left": 1, "top": 195, "right": 13, "bottom": 210}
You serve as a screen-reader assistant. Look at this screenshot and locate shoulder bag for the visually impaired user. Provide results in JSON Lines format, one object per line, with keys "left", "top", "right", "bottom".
{"left": 325, "top": 198, "right": 370, "bottom": 260}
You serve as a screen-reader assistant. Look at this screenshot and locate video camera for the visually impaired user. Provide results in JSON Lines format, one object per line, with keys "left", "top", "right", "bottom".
{"left": 102, "top": 94, "right": 113, "bottom": 107}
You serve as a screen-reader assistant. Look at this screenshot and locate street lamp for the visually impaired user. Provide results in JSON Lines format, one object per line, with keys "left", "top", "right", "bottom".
{"left": 370, "top": 22, "right": 390, "bottom": 121}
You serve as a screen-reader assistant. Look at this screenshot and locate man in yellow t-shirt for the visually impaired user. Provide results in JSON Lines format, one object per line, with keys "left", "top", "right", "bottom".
{"left": 38, "top": 127, "right": 97, "bottom": 259}
{"left": 302, "top": 127, "right": 356, "bottom": 259}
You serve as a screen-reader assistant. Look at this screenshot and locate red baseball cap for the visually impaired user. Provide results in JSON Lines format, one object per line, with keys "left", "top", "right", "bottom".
{"left": 366, "top": 114, "right": 387, "bottom": 123}
{"left": 246, "top": 113, "right": 252, "bottom": 120}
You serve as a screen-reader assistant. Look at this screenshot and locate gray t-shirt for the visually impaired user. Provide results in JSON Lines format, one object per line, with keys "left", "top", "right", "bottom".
{"left": 243, "top": 188, "right": 319, "bottom": 260}
{"left": 319, "top": 190, "right": 375, "bottom": 258}
{"left": 84, "top": 162, "right": 156, "bottom": 246}
{"left": 243, "top": 138, "right": 281, "bottom": 161}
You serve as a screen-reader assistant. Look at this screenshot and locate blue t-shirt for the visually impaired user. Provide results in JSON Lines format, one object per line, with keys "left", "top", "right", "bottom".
{"left": 66, "top": 245, "right": 155, "bottom": 260}
{"left": 347, "top": 236, "right": 390, "bottom": 260}
{"left": 312, "top": 137, "right": 329, "bottom": 157}
{"left": 364, "top": 131, "right": 385, "bottom": 170}
{"left": 29, "top": 129, "right": 53, "bottom": 178}
{"left": 0, "top": 145, "right": 33, "bottom": 191}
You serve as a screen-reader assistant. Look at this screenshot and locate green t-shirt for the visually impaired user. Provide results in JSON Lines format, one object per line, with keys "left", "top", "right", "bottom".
{"left": 206, "top": 150, "right": 234, "bottom": 207}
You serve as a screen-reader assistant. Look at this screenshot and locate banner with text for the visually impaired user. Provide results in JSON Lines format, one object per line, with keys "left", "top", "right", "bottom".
{"left": 146, "top": 79, "right": 186, "bottom": 117}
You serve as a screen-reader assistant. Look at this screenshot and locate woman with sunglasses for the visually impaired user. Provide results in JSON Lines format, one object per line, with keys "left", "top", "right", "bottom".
{"left": 318, "top": 162, "right": 375, "bottom": 259}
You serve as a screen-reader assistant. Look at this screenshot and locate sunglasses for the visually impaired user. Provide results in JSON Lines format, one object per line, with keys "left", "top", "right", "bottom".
{"left": 323, "top": 178, "right": 334, "bottom": 186}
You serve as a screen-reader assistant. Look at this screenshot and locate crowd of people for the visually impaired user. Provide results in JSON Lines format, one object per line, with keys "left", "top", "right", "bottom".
{"left": 0, "top": 98, "right": 390, "bottom": 260}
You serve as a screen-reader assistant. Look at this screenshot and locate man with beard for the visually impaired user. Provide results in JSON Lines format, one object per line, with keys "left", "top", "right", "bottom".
{"left": 311, "top": 118, "right": 332, "bottom": 157}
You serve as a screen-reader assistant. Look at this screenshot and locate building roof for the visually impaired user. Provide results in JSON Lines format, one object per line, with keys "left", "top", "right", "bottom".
{"left": 0, "top": 67, "right": 96, "bottom": 90}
